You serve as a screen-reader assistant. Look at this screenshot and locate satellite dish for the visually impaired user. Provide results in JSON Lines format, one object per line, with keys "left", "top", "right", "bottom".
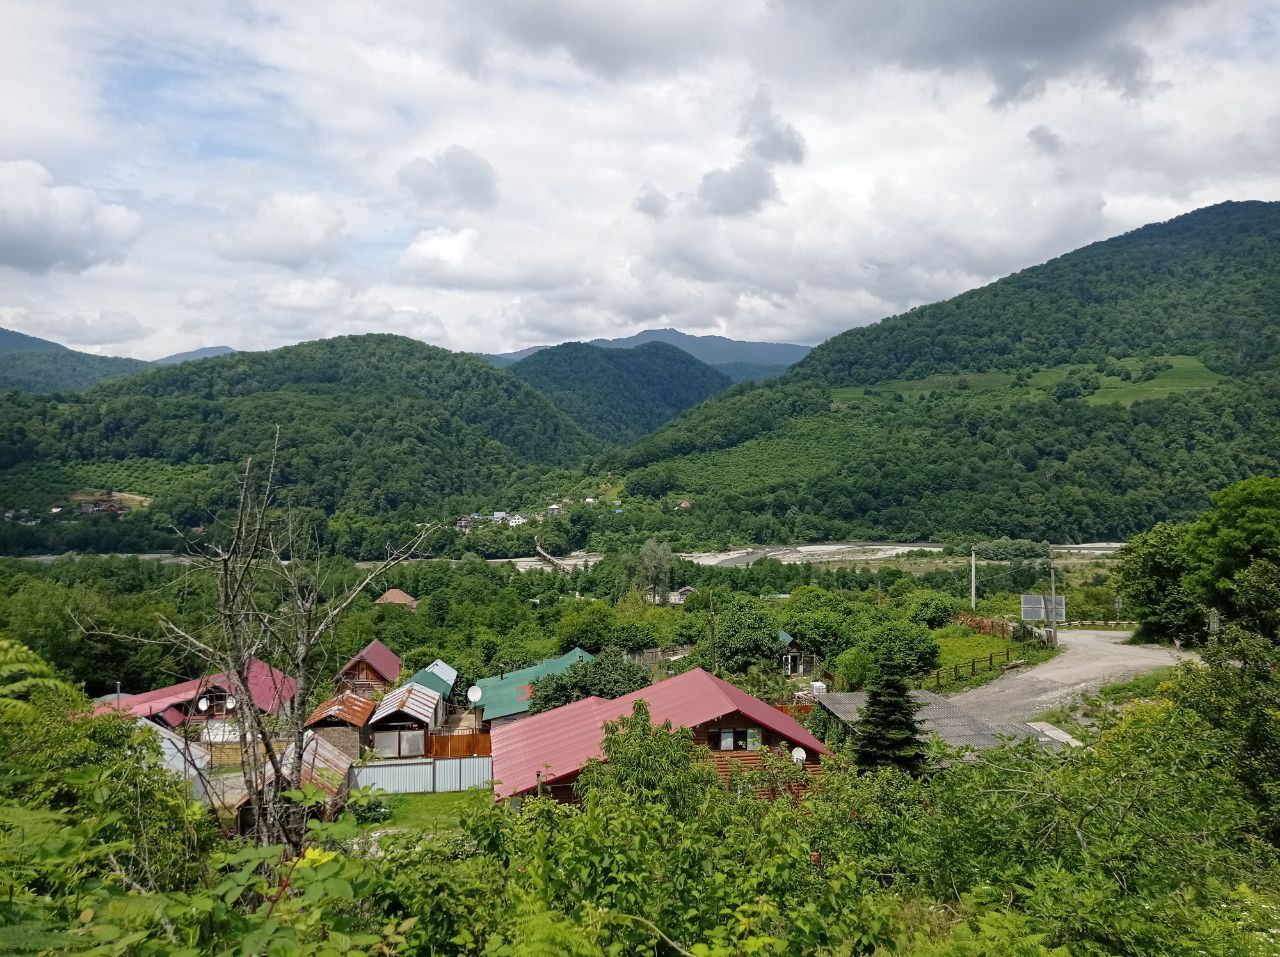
{"left": 466, "top": 685, "right": 482, "bottom": 704}
{"left": 196, "top": 697, "right": 210, "bottom": 712}
{"left": 225, "top": 695, "right": 238, "bottom": 711}
{"left": 790, "top": 746, "right": 807, "bottom": 765}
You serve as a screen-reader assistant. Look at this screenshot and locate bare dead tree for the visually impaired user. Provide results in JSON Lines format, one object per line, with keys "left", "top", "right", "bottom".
{"left": 144, "top": 439, "right": 434, "bottom": 852}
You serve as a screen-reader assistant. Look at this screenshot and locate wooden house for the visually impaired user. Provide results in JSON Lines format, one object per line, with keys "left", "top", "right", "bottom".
{"left": 304, "top": 690, "right": 376, "bottom": 759}
{"left": 335, "top": 639, "right": 402, "bottom": 696}
{"left": 490, "top": 668, "right": 826, "bottom": 802}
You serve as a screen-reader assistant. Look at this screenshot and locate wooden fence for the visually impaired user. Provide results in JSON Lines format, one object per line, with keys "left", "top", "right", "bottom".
{"left": 425, "top": 732, "right": 491, "bottom": 758}
{"left": 772, "top": 703, "right": 814, "bottom": 718}
{"left": 919, "top": 647, "right": 1043, "bottom": 691}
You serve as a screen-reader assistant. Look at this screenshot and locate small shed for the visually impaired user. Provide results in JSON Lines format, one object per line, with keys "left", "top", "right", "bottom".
{"left": 304, "top": 690, "right": 376, "bottom": 759}
{"left": 336, "top": 639, "right": 402, "bottom": 696}
{"left": 407, "top": 659, "right": 458, "bottom": 701}
{"left": 367, "top": 683, "right": 444, "bottom": 758}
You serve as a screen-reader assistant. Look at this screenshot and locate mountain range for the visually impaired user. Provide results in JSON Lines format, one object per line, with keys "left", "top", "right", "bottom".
{"left": 1, "top": 199, "right": 1277, "bottom": 557}
{"left": 486, "top": 327, "right": 812, "bottom": 382}
{"left": 0, "top": 331, "right": 237, "bottom": 392}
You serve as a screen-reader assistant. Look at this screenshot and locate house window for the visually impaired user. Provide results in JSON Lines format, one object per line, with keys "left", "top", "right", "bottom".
{"left": 373, "top": 728, "right": 426, "bottom": 758}
{"left": 710, "top": 727, "right": 763, "bottom": 751}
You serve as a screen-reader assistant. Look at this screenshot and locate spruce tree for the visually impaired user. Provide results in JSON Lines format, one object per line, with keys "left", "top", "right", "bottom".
{"left": 852, "top": 663, "right": 925, "bottom": 773}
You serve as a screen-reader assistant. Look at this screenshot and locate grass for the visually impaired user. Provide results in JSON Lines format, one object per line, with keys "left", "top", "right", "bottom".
{"left": 368, "top": 791, "right": 487, "bottom": 836}
{"left": 928, "top": 623, "right": 1060, "bottom": 693}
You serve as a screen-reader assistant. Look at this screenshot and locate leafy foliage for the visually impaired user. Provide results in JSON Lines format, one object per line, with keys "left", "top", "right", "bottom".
{"left": 527, "top": 647, "right": 651, "bottom": 714}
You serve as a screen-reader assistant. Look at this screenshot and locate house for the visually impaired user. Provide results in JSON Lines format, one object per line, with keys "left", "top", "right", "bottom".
{"left": 490, "top": 668, "right": 827, "bottom": 801}
{"left": 374, "top": 588, "right": 418, "bottom": 611}
{"left": 142, "top": 719, "right": 211, "bottom": 803}
{"left": 493, "top": 511, "right": 509, "bottom": 521}
{"left": 407, "top": 659, "right": 458, "bottom": 700}
{"left": 366, "top": 682, "right": 445, "bottom": 758}
{"left": 778, "top": 629, "right": 819, "bottom": 676}
{"left": 455, "top": 513, "right": 480, "bottom": 531}
{"left": 93, "top": 660, "right": 296, "bottom": 743}
{"left": 667, "top": 585, "right": 696, "bottom": 605}
{"left": 335, "top": 639, "right": 402, "bottom": 696}
{"left": 507, "top": 514, "right": 528, "bottom": 527}
{"left": 472, "top": 648, "right": 594, "bottom": 727}
{"left": 583, "top": 497, "right": 596, "bottom": 505}
{"left": 677, "top": 499, "right": 692, "bottom": 509}
{"left": 814, "top": 690, "right": 1065, "bottom": 752}
{"left": 304, "top": 690, "right": 376, "bottom": 759}
{"left": 547, "top": 504, "right": 564, "bottom": 516}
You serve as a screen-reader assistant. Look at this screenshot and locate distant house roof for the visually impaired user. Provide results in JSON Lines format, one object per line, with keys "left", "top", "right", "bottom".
{"left": 374, "top": 588, "right": 417, "bottom": 609}
{"left": 339, "top": 639, "right": 402, "bottom": 683}
{"left": 816, "top": 690, "right": 1059, "bottom": 752}
{"left": 370, "top": 682, "right": 441, "bottom": 727}
{"left": 474, "top": 648, "right": 594, "bottom": 722}
{"left": 490, "top": 668, "right": 827, "bottom": 798}
{"left": 93, "top": 659, "right": 295, "bottom": 725}
{"left": 305, "top": 691, "right": 376, "bottom": 728}
{"left": 407, "top": 659, "right": 458, "bottom": 698}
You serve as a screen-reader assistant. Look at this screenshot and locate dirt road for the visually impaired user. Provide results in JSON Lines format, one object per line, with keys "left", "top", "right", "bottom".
{"left": 950, "top": 629, "right": 1197, "bottom": 723}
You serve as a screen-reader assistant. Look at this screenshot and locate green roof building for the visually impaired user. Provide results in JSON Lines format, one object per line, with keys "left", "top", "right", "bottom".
{"left": 475, "top": 648, "right": 594, "bottom": 722}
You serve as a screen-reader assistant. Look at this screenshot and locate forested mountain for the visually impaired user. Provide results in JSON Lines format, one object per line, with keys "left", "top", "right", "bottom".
{"left": 152, "top": 345, "right": 235, "bottom": 365}
{"left": 0, "top": 327, "right": 149, "bottom": 392}
{"left": 0, "top": 335, "right": 599, "bottom": 553}
{"left": 584, "top": 201, "right": 1280, "bottom": 545}
{"left": 487, "top": 327, "right": 811, "bottom": 381}
{"left": 794, "top": 200, "right": 1280, "bottom": 386}
{"left": 509, "top": 341, "right": 731, "bottom": 443}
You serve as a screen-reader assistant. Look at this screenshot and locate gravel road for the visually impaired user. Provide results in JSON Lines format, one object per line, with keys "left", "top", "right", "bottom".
{"left": 950, "top": 629, "right": 1197, "bottom": 723}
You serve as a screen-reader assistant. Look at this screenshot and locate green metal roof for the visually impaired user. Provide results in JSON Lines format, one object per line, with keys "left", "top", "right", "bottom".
{"left": 778, "top": 628, "right": 794, "bottom": 648}
{"left": 474, "top": 648, "right": 594, "bottom": 720}
{"left": 408, "top": 669, "right": 454, "bottom": 698}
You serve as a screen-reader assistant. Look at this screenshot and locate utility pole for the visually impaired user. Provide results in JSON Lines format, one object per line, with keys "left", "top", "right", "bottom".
{"left": 708, "top": 591, "right": 717, "bottom": 675}
{"left": 970, "top": 545, "right": 977, "bottom": 610}
{"left": 1048, "top": 547, "right": 1059, "bottom": 647}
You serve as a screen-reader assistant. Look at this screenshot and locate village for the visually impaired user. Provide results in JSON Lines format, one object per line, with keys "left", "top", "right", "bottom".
{"left": 91, "top": 581, "right": 1085, "bottom": 837}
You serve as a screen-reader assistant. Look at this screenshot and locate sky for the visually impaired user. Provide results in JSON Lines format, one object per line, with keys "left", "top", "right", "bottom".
{"left": 0, "top": 1, "right": 1277, "bottom": 360}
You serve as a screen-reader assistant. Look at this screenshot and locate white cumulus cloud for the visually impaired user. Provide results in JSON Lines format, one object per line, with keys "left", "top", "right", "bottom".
{"left": 210, "top": 193, "right": 345, "bottom": 268}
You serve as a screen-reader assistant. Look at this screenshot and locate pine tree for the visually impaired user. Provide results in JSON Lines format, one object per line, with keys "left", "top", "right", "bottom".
{"left": 852, "top": 664, "right": 925, "bottom": 773}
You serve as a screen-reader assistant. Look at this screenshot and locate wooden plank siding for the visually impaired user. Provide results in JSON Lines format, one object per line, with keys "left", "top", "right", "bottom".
{"left": 336, "top": 660, "right": 394, "bottom": 696}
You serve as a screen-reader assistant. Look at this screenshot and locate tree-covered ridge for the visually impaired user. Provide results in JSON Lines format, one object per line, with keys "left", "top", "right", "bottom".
{"left": 603, "top": 375, "right": 1280, "bottom": 543}
{"left": 0, "top": 326, "right": 151, "bottom": 392}
{"left": 509, "top": 341, "right": 732, "bottom": 443}
{"left": 0, "top": 335, "right": 602, "bottom": 539}
{"left": 793, "top": 200, "right": 1280, "bottom": 386}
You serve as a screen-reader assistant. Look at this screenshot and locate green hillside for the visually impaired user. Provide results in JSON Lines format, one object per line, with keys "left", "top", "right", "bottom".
{"left": 794, "top": 200, "right": 1280, "bottom": 386}
{"left": 0, "top": 327, "right": 150, "bottom": 392}
{"left": 591, "top": 202, "right": 1280, "bottom": 545}
{"left": 0, "top": 335, "right": 599, "bottom": 553}
{"left": 509, "top": 341, "right": 731, "bottom": 443}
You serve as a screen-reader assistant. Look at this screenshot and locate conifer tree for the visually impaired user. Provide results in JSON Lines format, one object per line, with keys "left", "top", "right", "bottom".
{"left": 852, "top": 662, "right": 925, "bottom": 773}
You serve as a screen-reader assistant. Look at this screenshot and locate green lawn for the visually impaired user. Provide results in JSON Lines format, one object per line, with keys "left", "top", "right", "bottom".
{"left": 930, "top": 623, "right": 1060, "bottom": 693}
{"left": 372, "top": 791, "right": 489, "bottom": 835}
{"left": 1081, "top": 356, "right": 1224, "bottom": 406}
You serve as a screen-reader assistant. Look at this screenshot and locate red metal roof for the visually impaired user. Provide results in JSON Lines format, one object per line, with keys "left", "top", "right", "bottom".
{"left": 304, "top": 690, "right": 376, "bottom": 728}
{"left": 338, "top": 639, "right": 402, "bottom": 683}
{"left": 93, "top": 659, "right": 295, "bottom": 724}
{"left": 490, "top": 668, "right": 827, "bottom": 799}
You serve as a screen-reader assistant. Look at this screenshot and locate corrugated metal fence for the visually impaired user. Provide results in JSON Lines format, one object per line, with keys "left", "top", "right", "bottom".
{"left": 349, "top": 756, "right": 492, "bottom": 794}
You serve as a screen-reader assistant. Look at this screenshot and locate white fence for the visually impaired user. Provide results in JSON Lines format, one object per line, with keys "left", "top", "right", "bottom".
{"left": 348, "top": 756, "right": 492, "bottom": 795}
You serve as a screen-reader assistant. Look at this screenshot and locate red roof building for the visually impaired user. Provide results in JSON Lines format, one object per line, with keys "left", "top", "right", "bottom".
{"left": 374, "top": 588, "right": 418, "bottom": 610}
{"left": 490, "top": 668, "right": 826, "bottom": 800}
{"left": 335, "top": 639, "right": 402, "bottom": 696}
{"left": 93, "top": 659, "right": 295, "bottom": 729}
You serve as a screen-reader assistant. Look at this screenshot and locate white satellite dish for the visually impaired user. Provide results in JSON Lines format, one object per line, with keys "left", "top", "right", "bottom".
{"left": 196, "top": 696, "right": 210, "bottom": 712}
{"left": 790, "top": 746, "right": 807, "bottom": 765}
{"left": 225, "top": 695, "right": 237, "bottom": 711}
{"left": 466, "top": 685, "right": 482, "bottom": 704}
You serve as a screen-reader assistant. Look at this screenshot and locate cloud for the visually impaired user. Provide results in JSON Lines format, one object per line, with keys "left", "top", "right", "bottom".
{"left": 763, "top": 0, "right": 1202, "bottom": 103}
{"left": 397, "top": 145, "right": 499, "bottom": 209}
{"left": 1027, "top": 125, "right": 1066, "bottom": 156}
{"left": 0, "top": 161, "right": 141, "bottom": 274}
{"left": 398, "top": 227, "right": 573, "bottom": 290}
{"left": 18, "top": 308, "right": 152, "bottom": 348}
{"left": 210, "top": 193, "right": 345, "bottom": 268}
{"left": 739, "top": 87, "right": 806, "bottom": 164}
{"left": 694, "top": 159, "right": 779, "bottom": 217}
{"left": 263, "top": 277, "right": 348, "bottom": 311}
{"left": 632, "top": 182, "right": 670, "bottom": 219}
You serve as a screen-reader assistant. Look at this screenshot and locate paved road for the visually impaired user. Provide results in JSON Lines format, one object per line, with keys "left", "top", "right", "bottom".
{"left": 951, "top": 629, "right": 1197, "bottom": 723}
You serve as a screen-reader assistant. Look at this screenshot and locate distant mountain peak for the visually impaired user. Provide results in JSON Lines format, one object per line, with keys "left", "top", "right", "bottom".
{"left": 152, "top": 346, "right": 235, "bottom": 366}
